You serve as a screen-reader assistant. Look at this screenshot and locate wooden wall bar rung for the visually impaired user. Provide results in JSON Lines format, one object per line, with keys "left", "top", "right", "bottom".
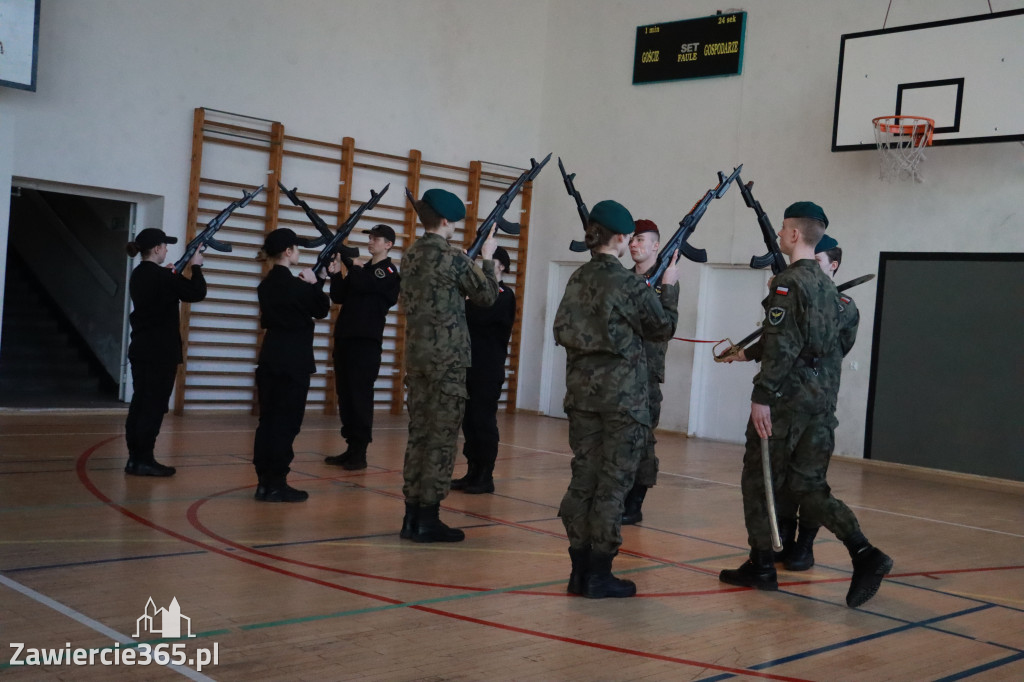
{"left": 178, "top": 108, "right": 531, "bottom": 416}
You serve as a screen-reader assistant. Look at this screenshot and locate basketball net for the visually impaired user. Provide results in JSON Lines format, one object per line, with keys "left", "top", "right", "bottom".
{"left": 872, "top": 115, "right": 934, "bottom": 182}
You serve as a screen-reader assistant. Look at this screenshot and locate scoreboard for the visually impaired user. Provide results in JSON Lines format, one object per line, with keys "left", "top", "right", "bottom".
{"left": 633, "top": 11, "right": 746, "bottom": 85}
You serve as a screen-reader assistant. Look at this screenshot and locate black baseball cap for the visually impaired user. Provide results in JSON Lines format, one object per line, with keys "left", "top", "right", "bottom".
{"left": 262, "top": 228, "right": 318, "bottom": 256}
{"left": 134, "top": 228, "right": 178, "bottom": 251}
{"left": 493, "top": 246, "right": 511, "bottom": 271}
{"left": 364, "top": 224, "right": 396, "bottom": 244}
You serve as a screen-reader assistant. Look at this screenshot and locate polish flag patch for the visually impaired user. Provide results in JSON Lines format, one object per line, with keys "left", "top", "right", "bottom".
{"left": 775, "top": 286, "right": 789, "bottom": 296}
{"left": 840, "top": 296, "right": 851, "bottom": 303}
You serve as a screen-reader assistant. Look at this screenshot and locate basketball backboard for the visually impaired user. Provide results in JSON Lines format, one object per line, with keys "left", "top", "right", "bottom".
{"left": 832, "top": 8, "right": 1024, "bottom": 151}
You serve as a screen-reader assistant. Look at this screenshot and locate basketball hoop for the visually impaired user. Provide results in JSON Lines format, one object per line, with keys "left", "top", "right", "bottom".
{"left": 872, "top": 115, "right": 934, "bottom": 182}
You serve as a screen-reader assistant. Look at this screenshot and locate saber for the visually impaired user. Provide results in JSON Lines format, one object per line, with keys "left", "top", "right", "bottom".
{"left": 761, "top": 436, "right": 783, "bottom": 552}
{"left": 714, "top": 273, "right": 876, "bottom": 362}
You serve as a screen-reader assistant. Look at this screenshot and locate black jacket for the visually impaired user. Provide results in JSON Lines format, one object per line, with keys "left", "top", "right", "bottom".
{"left": 257, "top": 265, "right": 331, "bottom": 373}
{"left": 329, "top": 257, "right": 400, "bottom": 347}
{"left": 466, "top": 284, "right": 516, "bottom": 383}
{"left": 128, "top": 261, "right": 207, "bottom": 364}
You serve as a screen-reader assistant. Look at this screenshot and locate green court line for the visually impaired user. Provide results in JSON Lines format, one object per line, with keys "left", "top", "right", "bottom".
{"left": 240, "top": 563, "right": 666, "bottom": 631}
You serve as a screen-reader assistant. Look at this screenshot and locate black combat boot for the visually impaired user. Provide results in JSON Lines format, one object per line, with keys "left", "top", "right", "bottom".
{"left": 567, "top": 546, "right": 590, "bottom": 595}
{"left": 412, "top": 503, "right": 465, "bottom": 543}
{"left": 719, "top": 549, "right": 779, "bottom": 590}
{"left": 621, "top": 485, "right": 648, "bottom": 525}
{"left": 254, "top": 476, "right": 309, "bottom": 503}
{"left": 450, "top": 459, "right": 479, "bottom": 491}
{"left": 400, "top": 501, "right": 419, "bottom": 540}
{"left": 125, "top": 459, "right": 176, "bottom": 477}
{"left": 583, "top": 551, "right": 636, "bottom": 599}
{"left": 845, "top": 541, "right": 893, "bottom": 608}
{"left": 464, "top": 447, "right": 496, "bottom": 494}
{"left": 785, "top": 525, "right": 819, "bottom": 571}
{"left": 324, "top": 449, "right": 353, "bottom": 466}
{"left": 340, "top": 442, "right": 368, "bottom": 471}
{"left": 774, "top": 517, "right": 798, "bottom": 564}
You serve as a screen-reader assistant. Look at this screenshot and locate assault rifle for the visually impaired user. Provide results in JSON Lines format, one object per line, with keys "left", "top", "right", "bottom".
{"left": 465, "top": 153, "right": 551, "bottom": 260}
{"left": 557, "top": 157, "right": 589, "bottom": 253}
{"left": 645, "top": 165, "right": 743, "bottom": 288}
{"left": 739, "top": 177, "right": 787, "bottom": 276}
{"left": 278, "top": 182, "right": 357, "bottom": 260}
{"left": 712, "top": 273, "right": 876, "bottom": 361}
{"left": 304, "top": 183, "right": 390, "bottom": 276}
{"left": 173, "top": 185, "right": 264, "bottom": 273}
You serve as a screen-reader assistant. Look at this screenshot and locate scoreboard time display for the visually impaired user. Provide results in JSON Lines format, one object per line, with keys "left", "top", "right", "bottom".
{"left": 633, "top": 11, "right": 746, "bottom": 85}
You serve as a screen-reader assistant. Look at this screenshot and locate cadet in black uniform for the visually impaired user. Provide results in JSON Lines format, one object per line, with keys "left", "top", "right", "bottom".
{"left": 124, "top": 228, "right": 206, "bottom": 477}
{"left": 451, "top": 246, "right": 516, "bottom": 494}
{"left": 253, "top": 228, "right": 331, "bottom": 502}
{"left": 323, "top": 224, "right": 401, "bottom": 471}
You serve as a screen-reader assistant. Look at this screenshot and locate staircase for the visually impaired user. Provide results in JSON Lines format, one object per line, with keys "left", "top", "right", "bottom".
{"left": 0, "top": 255, "right": 122, "bottom": 408}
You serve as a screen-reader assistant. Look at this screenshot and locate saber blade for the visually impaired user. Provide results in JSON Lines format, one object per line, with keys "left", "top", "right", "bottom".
{"left": 761, "top": 437, "right": 783, "bottom": 552}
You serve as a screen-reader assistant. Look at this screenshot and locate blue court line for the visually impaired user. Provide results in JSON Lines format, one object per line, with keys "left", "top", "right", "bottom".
{"left": 2, "top": 549, "right": 211, "bottom": 573}
{"left": 699, "top": 604, "right": 1014, "bottom": 682}
{"left": 934, "top": 651, "right": 1024, "bottom": 681}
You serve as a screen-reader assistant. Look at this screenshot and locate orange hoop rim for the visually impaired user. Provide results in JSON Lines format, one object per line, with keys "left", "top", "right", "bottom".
{"left": 872, "top": 115, "right": 935, "bottom": 145}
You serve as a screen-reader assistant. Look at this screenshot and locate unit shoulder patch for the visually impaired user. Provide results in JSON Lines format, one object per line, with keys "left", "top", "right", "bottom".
{"left": 768, "top": 306, "right": 786, "bottom": 326}
{"left": 374, "top": 267, "right": 386, "bottom": 279}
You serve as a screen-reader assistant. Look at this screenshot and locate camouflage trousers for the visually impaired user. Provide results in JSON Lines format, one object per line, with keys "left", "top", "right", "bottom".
{"left": 559, "top": 409, "right": 644, "bottom": 555}
{"left": 403, "top": 368, "right": 467, "bottom": 505}
{"left": 634, "top": 382, "right": 662, "bottom": 487}
{"left": 740, "top": 410, "right": 861, "bottom": 551}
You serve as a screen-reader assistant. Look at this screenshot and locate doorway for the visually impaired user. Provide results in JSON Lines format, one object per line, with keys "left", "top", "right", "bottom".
{"left": 688, "top": 265, "right": 770, "bottom": 442}
{"left": 0, "top": 186, "right": 134, "bottom": 408}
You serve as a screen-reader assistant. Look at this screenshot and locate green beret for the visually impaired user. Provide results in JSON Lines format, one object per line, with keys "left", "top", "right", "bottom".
{"left": 784, "top": 201, "right": 829, "bottom": 228}
{"left": 815, "top": 234, "right": 839, "bottom": 253}
{"left": 589, "top": 200, "right": 634, "bottom": 235}
{"left": 422, "top": 188, "right": 466, "bottom": 222}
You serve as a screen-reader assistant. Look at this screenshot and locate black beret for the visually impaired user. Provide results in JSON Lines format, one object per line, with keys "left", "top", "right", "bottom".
{"left": 422, "top": 188, "right": 466, "bottom": 222}
{"left": 589, "top": 200, "right": 634, "bottom": 235}
{"left": 784, "top": 201, "right": 829, "bottom": 228}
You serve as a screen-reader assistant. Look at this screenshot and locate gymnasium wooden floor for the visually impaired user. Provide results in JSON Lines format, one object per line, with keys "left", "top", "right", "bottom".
{"left": 1, "top": 409, "right": 1022, "bottom": 681}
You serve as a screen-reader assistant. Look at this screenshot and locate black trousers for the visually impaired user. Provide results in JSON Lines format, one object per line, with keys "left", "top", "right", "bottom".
{"left": 333, "top": 338, "right": 383, "bottom": 447}
{"left": 125, "top": 361, "right": 178, "bottom": 463}
{"left": 461, "top": 378, "right": 503, "bottom": 464}
{"left": 253, "top": 365, "right": 311, "bottom": 481}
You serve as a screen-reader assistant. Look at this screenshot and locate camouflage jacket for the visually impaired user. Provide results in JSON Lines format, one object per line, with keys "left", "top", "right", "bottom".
{"left": 822, "top": 292, "right": 859, "bottom": 412}
{"left": 751, "top": 259, "right": 841, "bottom": 414}
{"left": 631, "top": 263, "right": 670, "bottom": 383}
{"left": 400, "top": 232, "right": 498, "bottom": 374}
{"left": 554, "top": 253, "right": 679, "bottom": 421}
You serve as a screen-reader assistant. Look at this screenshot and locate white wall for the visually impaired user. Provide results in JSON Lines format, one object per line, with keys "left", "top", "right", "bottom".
{"left": 520, "top": 0, "right": 1024, "bottom": 458}
{"left": 1, "top": 0, "right": 1022, "bottom": 459}
{"left": 0, "top": 0, "right": 550, "bottom": 263}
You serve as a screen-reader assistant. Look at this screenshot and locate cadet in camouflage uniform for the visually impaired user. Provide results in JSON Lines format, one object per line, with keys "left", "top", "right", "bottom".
{"left": 622, "top": 219, "right": 668, "bottom": 525}
{"left": 724, "top": 234, "right": 859, "bottom": 572}
{"left": 719, "top": 202, "right": 892, "bottom": 608}
{"left": 554, "top": 200, "right": 680, "bottom": 599}
{"left": 399, "top": 188, "right": 498, "bottom": 543}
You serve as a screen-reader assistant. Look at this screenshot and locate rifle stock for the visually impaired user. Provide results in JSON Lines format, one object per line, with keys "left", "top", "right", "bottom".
{"left": 738, "top": 177, "right": 787, "bottom": 276}
{"left": 557, "top": 157, "right": 589, "bottom": 253}
{"left": 645, "top": 165, "right": 742, "bottom": 287}
{"left": 277, "top": 182, "right": 349, "bottom": 254}
{"left": 465, "top": 153, "right": 551, "bottom": 260}
{"left": 173, "top": 185, "right": 264, "bottom": 273}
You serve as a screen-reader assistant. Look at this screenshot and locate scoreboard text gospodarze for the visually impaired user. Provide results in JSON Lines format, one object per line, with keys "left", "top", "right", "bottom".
{"left": 633, "top": 12, "right": 746, "bottom": 85}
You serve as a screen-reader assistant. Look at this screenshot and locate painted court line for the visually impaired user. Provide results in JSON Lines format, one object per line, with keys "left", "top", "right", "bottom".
{"left": 0, "top": 573, "right": 215, "bottom": 681}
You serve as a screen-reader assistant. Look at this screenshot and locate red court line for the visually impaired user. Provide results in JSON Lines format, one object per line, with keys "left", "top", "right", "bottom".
{"left": 74, "top": 438, "right": 813, "bottom": 682}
